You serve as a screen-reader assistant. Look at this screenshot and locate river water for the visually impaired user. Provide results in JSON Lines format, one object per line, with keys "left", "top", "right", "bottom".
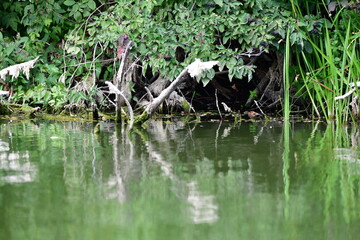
{"left": 0, "top": 119, "right": 359, "bottom": 240}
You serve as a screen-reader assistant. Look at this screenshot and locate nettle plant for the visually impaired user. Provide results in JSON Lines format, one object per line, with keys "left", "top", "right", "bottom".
{"left": 67, "top": 0, "right": 327, "bottom": 87}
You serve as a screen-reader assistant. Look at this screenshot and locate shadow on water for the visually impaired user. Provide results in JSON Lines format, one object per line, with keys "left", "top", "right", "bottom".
{"left": 0, "top": 119, "right": 359, "bottom": 240}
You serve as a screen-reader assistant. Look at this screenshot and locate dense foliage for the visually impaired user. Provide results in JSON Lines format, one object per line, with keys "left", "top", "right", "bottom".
{"left": 0, "top": 0, "right": 359, "bottom": 120}
{"left": 72, "top": 0, "right": 329, "bottom": 82}
{"left": 0, "top": 0, "right": 101, "bottom": 110}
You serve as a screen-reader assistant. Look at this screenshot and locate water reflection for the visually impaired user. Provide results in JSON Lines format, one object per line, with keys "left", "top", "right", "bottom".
{"left": 333, "top": 126, "right": 360, "bottom": 166}
{"left": 0, "top": 120, "right": 359, "bottom": 239}
{"left": 106, "top": 128, "right": 127, "bottom": 203}
{"left": 0, "top": 139, "right": 36, "bottom": 184}
{"left": 187, "top": 181, "right": 219, "bottom": 224}
{"left": 141, "top": 121, "right": 219, "bottom": 224}
{"left": 335, "top": 148, "right": 360, "bottom": 163}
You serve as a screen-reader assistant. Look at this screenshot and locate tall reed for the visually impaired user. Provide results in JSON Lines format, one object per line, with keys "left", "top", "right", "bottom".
{"left": 283, "top": 29, "right": 291, "bottom": 121}
{"left": 296, "top": 7, "right": 359, "bottom": 122}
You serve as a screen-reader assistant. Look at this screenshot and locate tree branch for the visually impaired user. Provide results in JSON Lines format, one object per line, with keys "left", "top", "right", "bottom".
{"left": 106, "top": 81, "right": 134, "bottom": 130}
{"left": 144, "top": 59, "right": 218, "bottom": 115}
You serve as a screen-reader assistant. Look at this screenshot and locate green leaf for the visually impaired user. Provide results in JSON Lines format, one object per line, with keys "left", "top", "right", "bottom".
{"left": 219, "top": 24, "right": 225, "bottom": 32}
{"left": 202, "top": 78, "right": 210, "bottom": 87}
{"left": 83, "top": 11, "right": 91, "bottom": 17}
{"left": 87, "top": 27, "right": 96, "bottom": 36}
{"left": 23, "top": 5, "right": 34, "bottom": 16}
{"left": 4, "top": 43, "right": 15, "bottom": 56}
{"left": 304, "top": 41, "right": 313, "bottom": 53}
{"left": 229, "top": 68, "right": 236, "bottom": 81}
{"left": 222, "top": 35, "right": 230, "bottom": 44}
{"left": 214, "top": 0, "right": 223, "bottom": 7}
{"left": 218, "top": 61, "right": 226, "bottom": 71}
{"left": 44, "top": 18, "right": 52, "bottom": 27}
{"left": 66, "top": 46, "right": 81, "bottom": 55}
{"left": 72, "top": 4, "right": 80, "bottom": 12}
{"left": 74, "top": 12, "right": 82, "bottom": 22}
{"left": 206, "top": 69, "right": 215, "bottom": 79}
{"left": 88, "top": 0, "right": 96, "bottom": 10}
{"left": 247, "top": 69, "right": 253, "bottom": 82}
{"left": 227, "top": 57, "right": 237, "bottom": 69}
{"left": 64, "top": 0, "right": 75, "bottom": 6}
{"left": 7, "top": 18, "right": 18, "bottom": 32}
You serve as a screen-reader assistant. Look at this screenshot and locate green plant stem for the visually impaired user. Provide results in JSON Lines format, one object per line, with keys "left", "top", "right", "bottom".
{"left": 283, "top": 29, "right": 291, "bottom": 122}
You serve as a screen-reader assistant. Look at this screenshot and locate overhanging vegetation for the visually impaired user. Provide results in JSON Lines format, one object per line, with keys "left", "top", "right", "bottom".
{"left": 0, "top": 0, "right": 359, "bottom": 123}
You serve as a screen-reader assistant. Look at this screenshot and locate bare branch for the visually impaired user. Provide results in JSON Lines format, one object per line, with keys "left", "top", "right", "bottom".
{"left": 238, "top": 50, "right": 264, "bottom": 58}
{"left": 105, "top": 81, "right": 134, "bottom": 130}
{"left": 334, "top": 89, "right": 356, "bottom": 101}
{"left": 144, "top": 87, "right": 154, "bottom": 102}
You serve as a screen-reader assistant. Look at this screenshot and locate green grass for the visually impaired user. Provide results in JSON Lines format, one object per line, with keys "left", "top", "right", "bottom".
{"left": 295, "top": 9, "right": 359, "bottom": 122}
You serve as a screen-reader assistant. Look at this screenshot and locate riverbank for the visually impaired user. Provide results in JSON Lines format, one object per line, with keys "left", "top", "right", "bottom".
{"left": 0, "top": 101, "right": 317, "bottom": 126}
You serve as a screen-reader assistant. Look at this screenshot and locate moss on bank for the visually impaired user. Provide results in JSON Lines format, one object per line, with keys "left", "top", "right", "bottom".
{"left": 0, "top": 101, "right": 314, "bottom": 126}
{"left": 0, "top": 103, "right": 97, "bottom": 122}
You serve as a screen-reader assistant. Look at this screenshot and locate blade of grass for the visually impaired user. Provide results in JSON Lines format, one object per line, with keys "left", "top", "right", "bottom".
{"left": 284, "top": 29, "right": 291, "bottom": 121}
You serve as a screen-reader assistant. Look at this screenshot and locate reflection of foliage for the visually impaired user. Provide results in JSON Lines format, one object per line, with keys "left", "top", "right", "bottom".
{"left": 1, "top": 120, "right": 359, "bottom": 238}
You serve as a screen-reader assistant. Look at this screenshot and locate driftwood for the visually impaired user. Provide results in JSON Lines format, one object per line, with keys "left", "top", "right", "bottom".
{"left": 143, "top": 76, "right": 191, "bottom": 112}
{"left": 145, "top": 59, "right": 218, "bottom": 115}
{"left": 135, "top": 59, "right": 218, "bottom": 123}
{"left": 144, "top": 68, "right": 190, "bottom": 115}
{"left": 334, "top": 81, "right": 360, "bottom": 101}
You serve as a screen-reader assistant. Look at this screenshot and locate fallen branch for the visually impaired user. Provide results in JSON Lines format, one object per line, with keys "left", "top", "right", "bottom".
{"left": 238, "top": 49, "right": 264, "bottom": 58}
{"left": 334, "top": 88, "right": 356, "bottom": 101}
{"left": 334, "top": 81, "right": 360, "bottom": 101}
{"left": 144, "top": 86, "right": 154, "bottom": 102}
{"left": 215, "top": 89, "right": 222, "bottom": 119}
{"left": 144, "top": 59, "right": 218, "bottom": 116}
{"left": 135, "top": 59, "right": 218, "bottom": 124}
{"left": 144, "top": 68, "right": 189, "bottom": 115}
{"left": 0, "top": 90, "right": 9, "bottom": 96}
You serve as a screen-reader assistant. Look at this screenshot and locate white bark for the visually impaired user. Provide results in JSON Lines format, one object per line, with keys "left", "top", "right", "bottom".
{"left": 334, "top": 81, "right": 360, "bottom": 101}
{"left": 144, "top": 59, "right": 218, "bottom": 115}
{"left": 0, "top": 57, "right": 39, "bottom": 80}
{"left": 334, "top": 89, "right": 356, "bottom": 101}
{"left": 106, "top": 81, "right": 134, "bottom": 130}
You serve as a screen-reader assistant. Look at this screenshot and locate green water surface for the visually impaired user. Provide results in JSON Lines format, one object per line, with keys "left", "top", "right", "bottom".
{"left": 0, "top": 120, "right": 359, "bottom": 240}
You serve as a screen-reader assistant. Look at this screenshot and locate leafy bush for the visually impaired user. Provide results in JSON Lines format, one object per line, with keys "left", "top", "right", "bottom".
{"left": 70, "top": 0, "right": 328, "bottom": 85}
{"left": 1, "top": 0, "right": 359, "bottom": 120}
{"left": 0, "top": 0, "right": 102, "bottom": 110}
